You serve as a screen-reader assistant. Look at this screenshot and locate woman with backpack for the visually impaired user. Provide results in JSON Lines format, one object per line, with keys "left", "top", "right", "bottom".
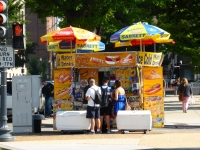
{"left": 111, "top": 80, "right": 126, "bottom": 116}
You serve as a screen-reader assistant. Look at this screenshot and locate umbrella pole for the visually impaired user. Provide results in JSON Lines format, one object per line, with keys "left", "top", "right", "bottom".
{"left": 154, "top": 43, "right": 156, "bottom": 52}
{"left": 71, "top": 40, "right": 72, "bottom": 53}
{"left": 143, "top": 45, "right": 145, "bottom": 52}
{"left": 140, "top": 39, "right": 142, "bottom": 51}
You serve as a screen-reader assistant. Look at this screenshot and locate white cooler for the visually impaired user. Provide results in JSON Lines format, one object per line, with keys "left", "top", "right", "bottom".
{"left": 116, "top": 110, "right": 152, "bottom": 134}
{"left": 56, "top": 111, "right": 91, "bottom": 131}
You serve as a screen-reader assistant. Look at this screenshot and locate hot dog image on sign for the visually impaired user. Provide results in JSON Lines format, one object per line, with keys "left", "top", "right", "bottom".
{"left": 54, "top": 69, "right": 73, "bottom": 99}
{"left": 79, "top": 68, "right": 99, "bottom": 87}
{"left": 143, "top": 67, "right": 163, "bottom": 96}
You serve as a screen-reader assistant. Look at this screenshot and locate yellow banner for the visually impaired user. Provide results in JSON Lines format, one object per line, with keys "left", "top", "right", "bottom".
{"left": 56, "top": 54, "right": 74, "bottom": 68}
{"left": 143, "top": 66, "right": 164, "bottom": 128}
{"left": 138, "top": 52, "right": 162, "bottom": 66}
{"left": 54, "top": 69, "right": 72, "bottom": 99}
{"left": 75, "top": 52, "right": 137, "bottom": 67}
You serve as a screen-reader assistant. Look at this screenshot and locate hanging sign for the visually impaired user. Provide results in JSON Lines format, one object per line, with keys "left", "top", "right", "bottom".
{"left": 137, "top": 52, "right": 162, "bottom": 66}
{"left": 74, "top": 52, "right": 137, "bottom": 68}
{"left": 56, "top": 53, "right": 74, "bottom": 68}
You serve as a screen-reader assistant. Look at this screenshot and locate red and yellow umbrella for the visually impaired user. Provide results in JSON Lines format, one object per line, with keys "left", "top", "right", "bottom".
{"left": 40, "top": 26, "right": 101, "bottom": 43}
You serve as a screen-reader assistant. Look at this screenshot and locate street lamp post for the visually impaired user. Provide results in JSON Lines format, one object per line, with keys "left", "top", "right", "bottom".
{"left": 152, "top": 16, "right": 158, "bottom": 52}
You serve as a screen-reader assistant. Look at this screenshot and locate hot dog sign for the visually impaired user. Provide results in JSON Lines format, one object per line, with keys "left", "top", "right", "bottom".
{"left": 74, "top": 52, "right": 137, "bottom": 67}
{"left": 143, "top": 67, "right": 163, "bottom": 97}
{"left": 54, "top": 69, "right": 73, "bottom": 99}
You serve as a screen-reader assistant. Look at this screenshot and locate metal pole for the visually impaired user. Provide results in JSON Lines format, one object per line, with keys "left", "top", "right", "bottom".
{"left": 0, "top": 68, "right": 14, "bottom": 141}
{"left": 0, "top": 0, "right": 14, "bottom": 141}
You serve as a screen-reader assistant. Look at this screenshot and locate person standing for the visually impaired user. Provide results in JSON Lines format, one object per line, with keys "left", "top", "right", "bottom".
{"left": 172, "top": 78, "right": 180, "bottom": 95}
{"left": 82, "top": 77, "right": 92, "bottom": 109}
{"left": 100, "top": 77, "right": 112, "bottom": 134}
{"left": 85, "top": 79, "right": 101, "bottom": 134}
{"left": 111, "top": 80, "right": 126, "bottom": 116}
{"left": 179, "top": 78, "right": 192, "bottom": 113}
{"left": 42, "top": 80, "right": 54, "bottom": 118}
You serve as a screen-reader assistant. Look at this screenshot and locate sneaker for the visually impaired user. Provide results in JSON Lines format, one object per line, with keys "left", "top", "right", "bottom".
{"left": 96, "top": 130, "right": 101, "bottom": 134}
{"left": 185, "top": 110, "right": 187, "bottom": 113}
{"left": 107, "top": 130, "right": 111, "bottom": 134}
{"left": 88, "top": 131, "right": 95, "bottom": 134}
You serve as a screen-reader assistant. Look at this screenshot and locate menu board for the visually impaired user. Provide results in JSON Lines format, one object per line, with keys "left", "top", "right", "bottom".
{"left": 79, "top": 68, "right": 99, "bottom": 86}
{"left": 74, "top": 52, "right": 137, "bottom": 68}
{"left": 56, "top": 53, "right": 74, "bottom": 68}
{"left": 114, "top": 67, "right": 138, "bottom": 97}
{"left": 143, "top": 66, "right": 164, "bottom": 128}
{"left": 138, "top": 52, "right": 163, "bottom": 66}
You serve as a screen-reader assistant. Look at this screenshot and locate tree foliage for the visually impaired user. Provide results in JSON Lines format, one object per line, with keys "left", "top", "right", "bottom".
{"left": 25, "top": 0, "right": 200, "bottom": 71}
{"left": 26, "top": 56, "right": 47, "bottom": 78}
{"left": 14, "top": 42, "right": 38, "bottom": 67}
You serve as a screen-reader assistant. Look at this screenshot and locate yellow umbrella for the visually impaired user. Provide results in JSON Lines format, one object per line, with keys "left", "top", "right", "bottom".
{"left": 110, "top": 22, "right": 171, "bottom": 51}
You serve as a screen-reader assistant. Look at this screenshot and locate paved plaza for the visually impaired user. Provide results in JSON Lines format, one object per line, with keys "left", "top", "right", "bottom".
{"left": 0, "top": 95, "right": 200, "bottom": 150}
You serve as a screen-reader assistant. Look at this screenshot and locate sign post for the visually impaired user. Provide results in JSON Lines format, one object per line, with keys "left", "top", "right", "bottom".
{"left": 0, "top": 0, "right": 14, "bottom": 142}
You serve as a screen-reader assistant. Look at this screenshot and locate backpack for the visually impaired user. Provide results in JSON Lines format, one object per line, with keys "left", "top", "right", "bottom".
{"left": 100, "top": 86, "right": 109, "bottom": 107}
{"left": 91, "top": 88, "right": 102, "bottom": 105}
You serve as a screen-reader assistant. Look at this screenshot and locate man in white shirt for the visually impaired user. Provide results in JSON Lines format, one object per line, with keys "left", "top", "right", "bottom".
{"left": 85, "top": 78, "right": 101, "bottom": 134}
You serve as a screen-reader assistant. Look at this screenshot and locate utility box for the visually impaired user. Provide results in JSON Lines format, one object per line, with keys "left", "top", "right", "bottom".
{"left": 12, "top": 75, "right": 41, "bottom": 133}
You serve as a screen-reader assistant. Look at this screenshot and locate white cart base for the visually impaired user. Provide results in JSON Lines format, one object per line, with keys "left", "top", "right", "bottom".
{"left": 56, "top": 111, "right": 91, "bottom": 132}
{"left": 116, "top": 110, "right": 152, "bottom": 134}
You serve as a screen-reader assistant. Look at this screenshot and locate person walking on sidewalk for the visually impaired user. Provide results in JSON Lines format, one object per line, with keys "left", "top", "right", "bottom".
{"left": 42, "top": 80, "right": 54, "bottom": 117}
{"left": 179, "top": 78, "right": 192, "bottom": 113}
{"left": 85, "top": 78, "right": 101, "bottom": 134}
{"left": 100, "top": 77, "right": 112, "bottom": 134}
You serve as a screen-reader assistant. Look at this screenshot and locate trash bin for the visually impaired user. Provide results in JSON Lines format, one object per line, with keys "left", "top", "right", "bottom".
{"left": 33, "top": 114, "right": 45, "bottom": 133}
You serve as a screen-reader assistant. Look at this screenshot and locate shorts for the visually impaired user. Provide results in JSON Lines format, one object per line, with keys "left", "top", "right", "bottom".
{"left": 86, "top": 106, "right": 100, "bottom": 119}
{"left": 173, "top": 86, "right": 178, "bottom": 89}
{"left": 100, "top": 101, "right": 112, "bottom": 116}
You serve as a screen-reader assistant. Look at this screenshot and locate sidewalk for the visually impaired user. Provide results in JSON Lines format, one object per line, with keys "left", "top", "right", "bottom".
{"left": 1, "top": 95, "right": 200, "bottom": 150}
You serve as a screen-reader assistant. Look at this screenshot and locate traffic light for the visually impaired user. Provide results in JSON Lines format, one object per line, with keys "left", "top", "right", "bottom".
{"left": 12, "top": 23, "right": 26, "bottom": 50}
{"left": 0, "top": 0, "right": 7, "bottom": 39}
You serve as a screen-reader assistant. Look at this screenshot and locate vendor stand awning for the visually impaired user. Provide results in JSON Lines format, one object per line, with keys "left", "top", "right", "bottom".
{"left": 40, "top": 26, "right": 101, "bottom": 43}
{"left": 48, "top": 40, "right": 105, "bottom": 52}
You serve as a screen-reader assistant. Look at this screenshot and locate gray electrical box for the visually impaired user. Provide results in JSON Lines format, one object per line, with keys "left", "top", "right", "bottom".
{"left": 12, "top": 75, "right": 41, "bottom": 133}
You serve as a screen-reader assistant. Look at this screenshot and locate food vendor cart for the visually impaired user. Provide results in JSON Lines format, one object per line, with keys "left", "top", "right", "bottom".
{"left": 53, "top": 51, "right": 165, "bottom": 130}
{"left": 53, "top": 51, "right": 141, "bottom": 129}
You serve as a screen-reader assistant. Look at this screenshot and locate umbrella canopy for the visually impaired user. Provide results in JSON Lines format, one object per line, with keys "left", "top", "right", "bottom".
{"left": 115, "top": 38, "right": 175, "bottom": 47}
{"left": 48, "top": 40, "right": 105, "bottom": 52}
{"left": 110, "top": 22, "right": 170, "bottom": 43}
{"left": 40, "top": 26, "right": 101, "bottom": 43}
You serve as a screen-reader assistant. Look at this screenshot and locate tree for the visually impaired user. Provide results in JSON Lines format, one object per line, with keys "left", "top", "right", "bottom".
{"left": 8, "top": 0, "right": 26, "bottom": 24}
{"left": 25, "top": 0, "right": 141, "bottom": 34}
{"left": 25, "top": 0, "right": 200, "bottom": 72}
{"left": 27, "top": 56, "right": 41, "bottom": 75}
{"left": 14, "top": 42, "right": 38, "bottom": 67}
{"left": 27, "top": 56, "right": 48, "bottom": 79}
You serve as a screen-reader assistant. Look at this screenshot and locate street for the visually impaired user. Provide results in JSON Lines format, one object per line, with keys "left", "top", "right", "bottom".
{"left": 2, "top": 94, "right": 200, "bottom": 150}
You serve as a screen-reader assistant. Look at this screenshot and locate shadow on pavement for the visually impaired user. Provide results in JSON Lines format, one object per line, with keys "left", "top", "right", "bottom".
{"left": 164, "top": 125, "right": 200, "bottom": 129}
{"left": 153, "top": 147, "right": 200, "bottom": 150}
